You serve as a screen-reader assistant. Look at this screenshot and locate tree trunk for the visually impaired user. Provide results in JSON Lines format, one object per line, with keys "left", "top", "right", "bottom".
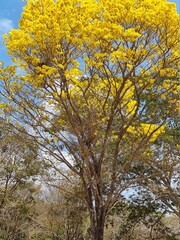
{"left": 90, "top": 207, "right": 106, "bottom": 240}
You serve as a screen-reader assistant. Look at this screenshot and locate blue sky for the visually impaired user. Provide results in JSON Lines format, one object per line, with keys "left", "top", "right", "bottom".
{"left": 0, "top": 0, "right": 179, "bottom": 65}
{"left": 0, "top": 0, "right": 25, "bottom": 65}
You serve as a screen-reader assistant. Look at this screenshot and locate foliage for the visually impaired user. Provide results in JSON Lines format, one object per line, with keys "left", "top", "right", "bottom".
{"left": 0, "top": 121, "right": 41, "bottom": 239}
{"left": 30, "top": 176, "right": 90, "bottom": 240}
{"left": 106, "top": 190, "right": 180, "bottom": 240}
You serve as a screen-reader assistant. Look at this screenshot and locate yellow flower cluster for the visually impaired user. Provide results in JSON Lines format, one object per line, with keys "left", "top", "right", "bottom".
{"left": 1, "top": 0, "right": 178, "bottom": 144}
{"left": 127, "top": 124, "right": 165, "bottom": 142}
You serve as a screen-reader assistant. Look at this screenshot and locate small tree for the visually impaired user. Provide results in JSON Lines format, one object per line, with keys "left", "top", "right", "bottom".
{"left": 0, "top": 0, "right": 179, "bottom": 239}
{"left": 0, "top": 121, "right": 41, "bottom": 239}
{"left": 33, "top": 175, "right": 90, "bottom": 240}
{"left": 106, "top": 192, "right": 180, "bottom": 240}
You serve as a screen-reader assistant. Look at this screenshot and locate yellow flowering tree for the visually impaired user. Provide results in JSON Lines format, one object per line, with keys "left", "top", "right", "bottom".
{"left": 0, "top": 0, "right": 179, "bottom": 239}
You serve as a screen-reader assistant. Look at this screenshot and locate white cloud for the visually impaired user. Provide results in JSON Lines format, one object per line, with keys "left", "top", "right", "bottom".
{"left": 0, "top": 18, "right": 13, "bottom": 35}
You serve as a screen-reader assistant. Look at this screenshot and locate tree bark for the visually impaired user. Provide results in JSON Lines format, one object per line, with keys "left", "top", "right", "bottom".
{"left": 90, "top": 207, "right": 106, "bottom": 240}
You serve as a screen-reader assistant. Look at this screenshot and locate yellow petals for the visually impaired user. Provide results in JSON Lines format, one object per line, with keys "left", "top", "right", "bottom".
{"left": 127, "top": 124, "right": 165, "bottom": 142}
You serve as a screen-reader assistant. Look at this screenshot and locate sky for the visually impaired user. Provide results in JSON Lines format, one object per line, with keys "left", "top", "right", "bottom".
{"left": 0, "top": 0, "right": 179, "bottom": 65}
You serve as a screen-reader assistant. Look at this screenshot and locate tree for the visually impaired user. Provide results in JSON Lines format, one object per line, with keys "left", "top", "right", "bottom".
{"left": 0, "top": 0, "right": 179, "bottom": 239}
{"left": 105, "top": 191, "right": 180, "bottom": 240}
{"left": 0, "top": 121, "right": 41, "bottom": 239}
{"left": 31, "top": 175, "right": 90, "bottom": 240}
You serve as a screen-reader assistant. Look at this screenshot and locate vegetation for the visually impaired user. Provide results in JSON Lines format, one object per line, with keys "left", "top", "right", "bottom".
{"left": 0, "top": 0, "right": 179, "bottom": 239}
